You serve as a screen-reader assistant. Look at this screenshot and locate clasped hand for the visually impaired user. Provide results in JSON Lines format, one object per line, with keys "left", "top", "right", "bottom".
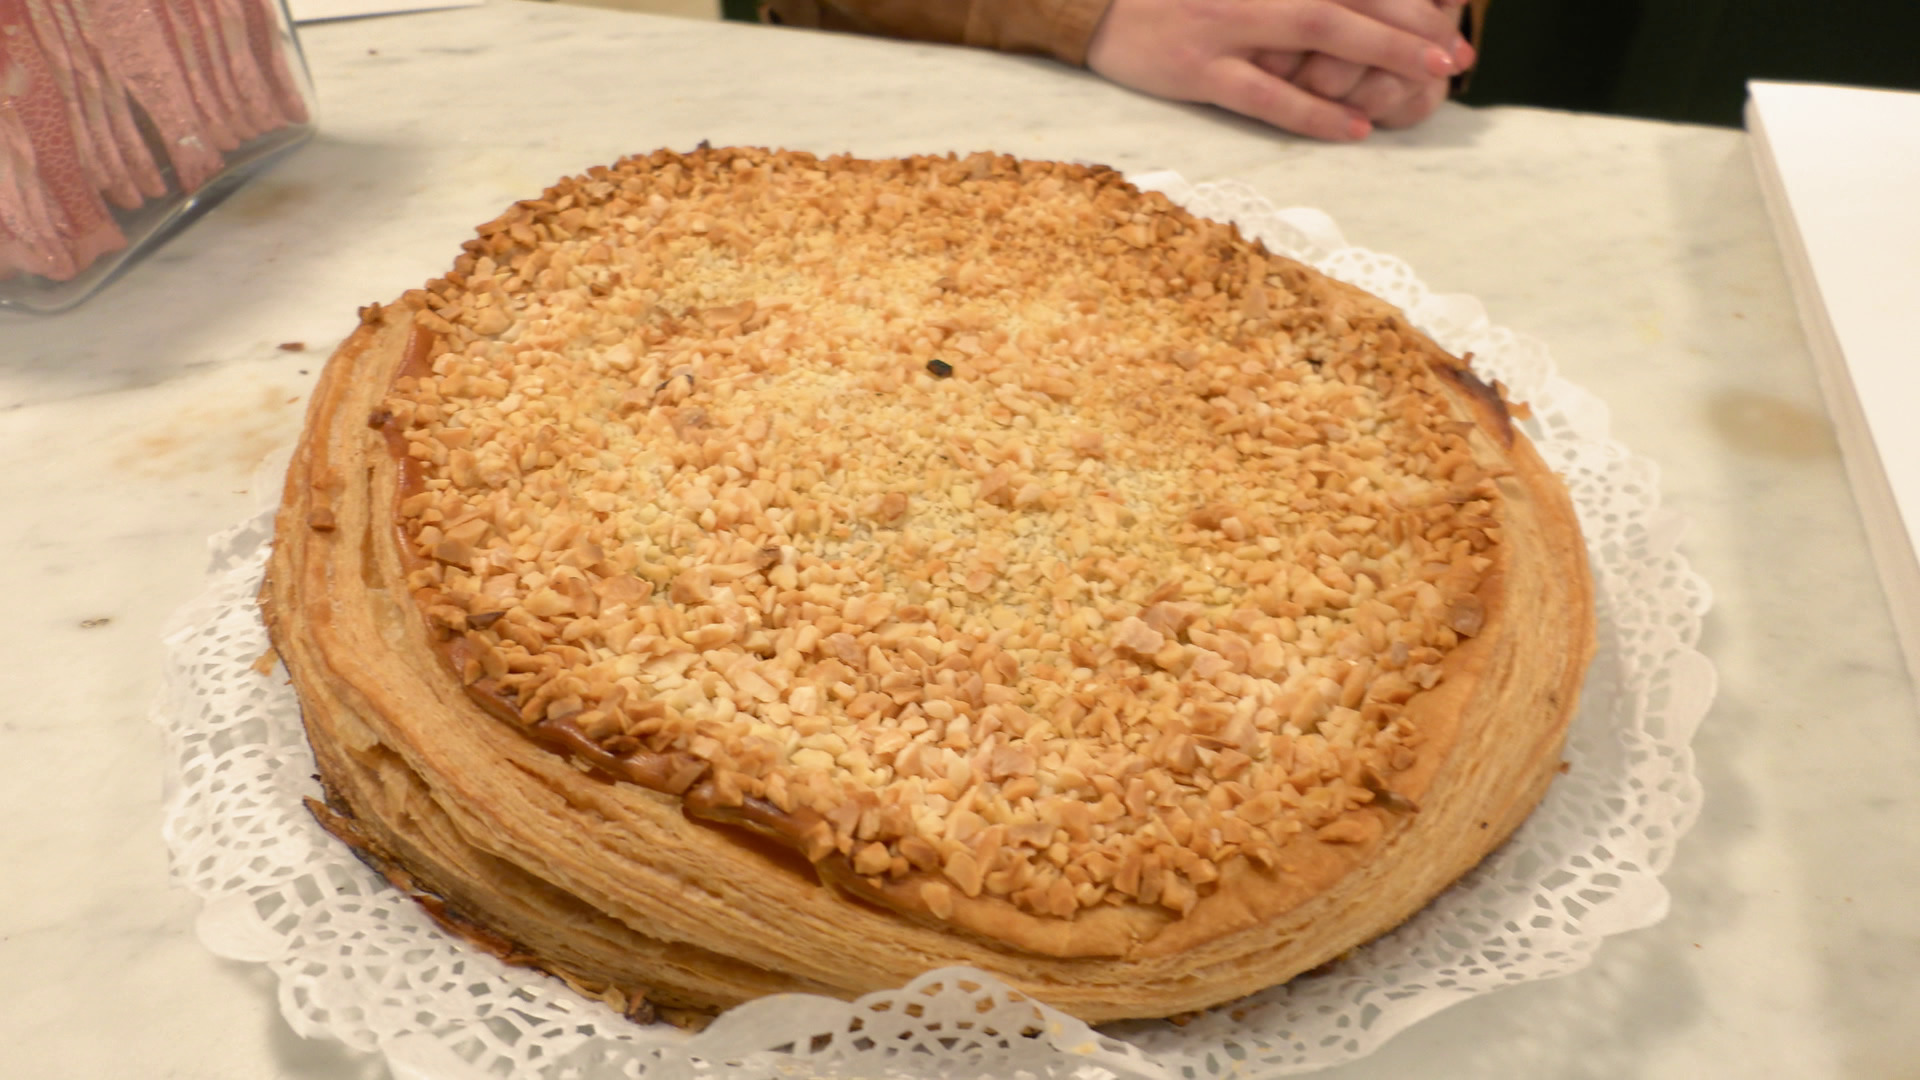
{"left": 1087, "top": 0, "right": 1476, "bottom": 140}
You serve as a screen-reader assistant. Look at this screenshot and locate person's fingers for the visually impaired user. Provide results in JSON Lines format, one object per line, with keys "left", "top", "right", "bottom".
{"left": 1253, "top": 49, "right": 1307, "bottom": 81}
{"left": 1371, "top": 72, "right": 1448, "bottom": 128}
{"left": 1205, "top": 57, "right": 1372, "bottom": 141}
{"left": 1231, "top": 0, "right": 1458, "bottom": 83}
{"left": 1433, "top": 0, "right": 1476, "bottom": 68}
{"left": 1292, "top": 52, "right": 1370, "bottom": 101}
{"left": 1334, "top": 0, "right": 1465, "bottom": 50}
{"left": 1341, "top": 67, "right": 1418, "bottom": 122}
{"left": 1451, "top": 36, "right": 1475, "bottom": 70}
{"left": 1086, "top": 0, "right": 1457, "bottom": 140}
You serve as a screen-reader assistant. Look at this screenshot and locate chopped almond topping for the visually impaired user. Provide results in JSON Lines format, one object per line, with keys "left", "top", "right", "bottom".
{"left": 386, "top": 148, "right": 1504, "bottom": 922}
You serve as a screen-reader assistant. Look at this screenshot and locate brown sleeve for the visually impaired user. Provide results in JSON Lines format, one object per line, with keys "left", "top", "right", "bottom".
{"left": 761, "top": 0, "right": 1114, "bottom": 67}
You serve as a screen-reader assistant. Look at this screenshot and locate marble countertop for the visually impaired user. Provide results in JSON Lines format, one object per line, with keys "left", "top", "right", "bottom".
{"left": 3, "top": 2, "right": 1916, "bottom": 1076}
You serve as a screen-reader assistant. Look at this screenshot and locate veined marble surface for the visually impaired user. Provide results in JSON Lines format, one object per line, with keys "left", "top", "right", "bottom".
{"left": 3, "top": 2, "right": 1916, "bottom": 1077}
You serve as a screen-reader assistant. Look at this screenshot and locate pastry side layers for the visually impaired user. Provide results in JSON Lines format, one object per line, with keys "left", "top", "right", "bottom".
{"left": 262, "top": 151, "right": 1595, "bottom": 1023}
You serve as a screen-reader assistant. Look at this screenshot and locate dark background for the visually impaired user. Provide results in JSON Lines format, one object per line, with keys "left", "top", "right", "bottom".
{"left": 722, "top": 1, "right": 1920, "bottom": 128}
{"left": 1456, "top": 0, "right": 1920, "bottom": 126}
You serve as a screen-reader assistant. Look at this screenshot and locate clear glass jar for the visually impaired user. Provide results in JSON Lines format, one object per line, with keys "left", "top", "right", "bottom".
{"left": 0, "top": 0, "right": 316, "bottom": 313}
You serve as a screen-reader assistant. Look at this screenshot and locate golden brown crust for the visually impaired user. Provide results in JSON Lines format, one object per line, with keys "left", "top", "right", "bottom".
{"left": 265, "top": 149, "right": 1594, "bottom": 1022}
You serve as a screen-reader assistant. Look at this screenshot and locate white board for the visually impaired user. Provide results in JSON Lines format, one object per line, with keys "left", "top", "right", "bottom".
{"left": 1747, "top": 80, "right": 1920, "bottom": 698}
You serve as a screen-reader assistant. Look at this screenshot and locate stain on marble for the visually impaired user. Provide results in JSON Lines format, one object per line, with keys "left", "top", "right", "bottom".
{"left": 111, "top": 383, "right": 304, "bottom": 478}
{"left": 1707, "top": 388, "right": 1838, "bottom": 458}
{"left": 222, "top": 180, "right": 316, "bottom": 225}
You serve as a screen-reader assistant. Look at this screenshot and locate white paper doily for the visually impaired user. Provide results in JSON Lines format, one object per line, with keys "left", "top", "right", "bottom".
{"left": 155, "top": 177, "right": 1713, "bottom": 1080}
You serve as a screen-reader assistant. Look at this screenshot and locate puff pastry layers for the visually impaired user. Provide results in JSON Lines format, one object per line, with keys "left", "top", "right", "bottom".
{"left": 264, "top": 148, "right": 1595, "bottom": 1023}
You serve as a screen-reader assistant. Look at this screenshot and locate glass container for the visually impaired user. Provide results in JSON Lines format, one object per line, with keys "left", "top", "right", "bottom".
{"left": 0, "top": 0, "right": 316, "bottom": 313}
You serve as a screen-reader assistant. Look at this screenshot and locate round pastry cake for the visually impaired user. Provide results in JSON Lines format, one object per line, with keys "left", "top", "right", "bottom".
{"left": 264, "top": 147, "right": 1595, "bottom": 1025}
